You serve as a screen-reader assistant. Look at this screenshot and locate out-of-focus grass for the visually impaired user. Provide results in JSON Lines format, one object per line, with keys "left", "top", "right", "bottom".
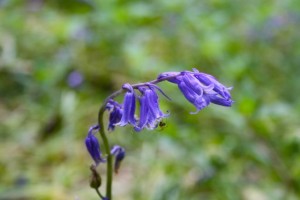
{"left": 1, "top": 0, "right": 300, "bottom": 199}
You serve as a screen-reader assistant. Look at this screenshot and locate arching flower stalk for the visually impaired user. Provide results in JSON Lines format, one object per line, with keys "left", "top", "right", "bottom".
{"left": 85, "top": 68, "right": 233, "bottom": 200}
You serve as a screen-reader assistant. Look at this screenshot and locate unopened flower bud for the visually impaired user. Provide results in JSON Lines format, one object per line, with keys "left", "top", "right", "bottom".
{"left": 85, "top": 125, "right": 106, "bottom": 165}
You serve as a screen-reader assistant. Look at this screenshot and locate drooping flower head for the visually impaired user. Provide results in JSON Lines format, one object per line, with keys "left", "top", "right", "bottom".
{"left": 85, "top": 125, "right": 106, "bottom": 165}
{"left": 84, "top": 68, "right": 233, "bottom": 198}
{"left": 134, "top": 85, "right": 169, "bottom": 132}
{"left": 158, "top": 69, "right": 233, "bottom": 113}
{"left": 116, "top": 83, "right": 136, "bottom": 127}
{"left": 177, "top": 72, "right": 211, "bottom": 112}
{"left": 110, "top": 145, "right": 126, "bottom": 174}
{"left": 192, "top": 68, "right": 232, "bottom": 100}
{"left": 106, "top": 99, "right": 123, "bottom": 131}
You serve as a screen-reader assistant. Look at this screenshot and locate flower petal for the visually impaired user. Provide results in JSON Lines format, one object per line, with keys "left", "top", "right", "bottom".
{"left": 208, "top": 94, "right": 233, "bottom": 107}
{"left": 194, "top": 72, "right": 232, "bottom": 100}
{"left": 110, "top": 145, "right": 126, "bottom": 174}
{"left": 117, "top": 84, "right": 136, "bottom": 126}
{"left": 85, "top": 125, "right": 105, "bottom": 165}
{"left": 134, "top": 95, "right": 149, "bottom": 132}
{"left": 178, "top": 79, "right": 210, "bottom": 113}
{"left": 182, "top": 72, "right": 204, "bottom": 96}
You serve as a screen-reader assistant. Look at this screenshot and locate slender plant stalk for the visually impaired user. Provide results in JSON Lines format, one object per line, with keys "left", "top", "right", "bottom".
{"left": 97, "top": 90, "right": 124, "bottom": 199}
{"left": 98, "top": 105, "right": 112, "bottom": 199}
{"left": 92, "top": 71, "right": 233, "bottom": 199}
{"left": 95, "top": 188, "right": 105, "bottom": 199}
{"left": 96, "top": 75, "right": 178, "bottom": 199}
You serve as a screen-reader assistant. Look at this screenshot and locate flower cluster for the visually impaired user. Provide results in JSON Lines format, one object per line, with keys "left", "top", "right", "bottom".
{"left": 158, "top": 68, "right": 233, "bottom": 113}
{"left": 86, "top": 68, "right": 233, "bottom": 163}
{"left": 103, "top": 69, "right": 233, "bottom": 133}
{"left": 85, "top": 125, "right": 127, "bottom": 174}
{"left": 107, "top": 83, "right": 169, "bottom": 132}
{"left": 84, "top": 68, "right": 233, "bottom": 199}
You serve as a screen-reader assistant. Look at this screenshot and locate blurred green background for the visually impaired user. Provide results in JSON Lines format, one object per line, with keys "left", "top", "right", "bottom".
{"left": 1, "top": 0, "right": 300, "bottom": 199}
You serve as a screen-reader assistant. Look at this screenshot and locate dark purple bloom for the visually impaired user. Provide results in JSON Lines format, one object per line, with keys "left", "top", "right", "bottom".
{"left": 110, "top": 145, "right": 125, "bottom": 174}
{"left": 158, "top": 69, "right": 233, "bottom": 113}
{"left": 134, "top": 86, "right": 169, "bottom": 132}
{"left": 85, "top": 125, "right": 106, "bottom": 165}
{"left": 116, "top": 83, "right": 136, "bottom": 126}
{"left": 106, "top": 100, "right": 123, "bottom": 131}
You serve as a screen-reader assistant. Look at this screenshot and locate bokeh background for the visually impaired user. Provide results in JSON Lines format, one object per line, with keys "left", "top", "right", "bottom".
{"left": 1, "top": 0, "right": 300, "bottom": 199}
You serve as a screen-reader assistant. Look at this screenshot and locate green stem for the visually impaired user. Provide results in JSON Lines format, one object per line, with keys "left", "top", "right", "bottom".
{"left": 97, "top": 90, "right": 124, "bottom": 200}
{"left": 98, "top": 108, "right": 112, "bottom": 199}
{"left": 95, "top": 74, "right": 178, "bottom": 199}
{"left": 95, "top": 188, "right": 105, "bottom": 199}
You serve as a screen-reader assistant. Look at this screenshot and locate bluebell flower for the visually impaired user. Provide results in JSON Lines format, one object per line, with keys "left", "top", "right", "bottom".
{"left": 106, "top": 99, "right": 123, "bottom": 131}
{"left": 134, "top": 86, "right": 169, "bottom": 132}
{"left": 110, "top": 145, "right": 126, "bottom": 174}
{"left": 116, "top": 83, "right": 136, "bottom": 126}
{"left": 158, "top": 69, "right": 233, "bottom": 113}
{"left": 85, "top": 125, "right": 106, "bottom": 165}
{"left": 192, "top": 68, "right": 232, "bottom": 100}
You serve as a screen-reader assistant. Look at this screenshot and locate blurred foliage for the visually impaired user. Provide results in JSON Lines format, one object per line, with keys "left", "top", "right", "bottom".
{"left": 1, "top": 0, "right": 300, "bottom": 199}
